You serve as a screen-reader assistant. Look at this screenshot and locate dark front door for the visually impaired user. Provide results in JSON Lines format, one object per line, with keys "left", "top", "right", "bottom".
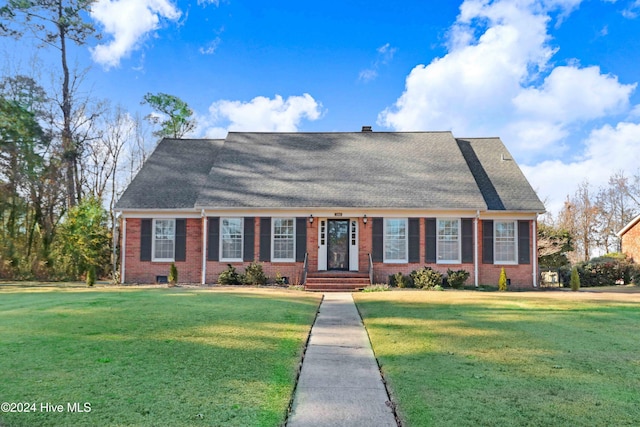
{"left": 328, "top": 220, "right": 349, "bottom": 270}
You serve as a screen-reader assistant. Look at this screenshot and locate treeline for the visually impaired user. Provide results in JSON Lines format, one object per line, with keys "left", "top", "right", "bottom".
{"left": 539, "top": 170, "right": 640, "bottom": 274}
{"left": 0, "top": 1, "right": 196, "bottom": 281}
{"left": 0, "top": 74, "right": 152, "bottom": 280}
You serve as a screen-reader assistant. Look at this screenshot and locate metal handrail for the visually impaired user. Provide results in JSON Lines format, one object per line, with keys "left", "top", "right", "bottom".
{"left": 368, "top": 253, "right": 374, "bottom": 285}
{"left": 302, "top": 252, "right": 308, "bottom": 284}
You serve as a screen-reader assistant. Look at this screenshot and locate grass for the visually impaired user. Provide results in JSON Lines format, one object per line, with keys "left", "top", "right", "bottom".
{"left": 0, "top": 286, "right": 321, "bottom": 427}
{"left": 354, "top": 290, "right": 640, "bottom": 427}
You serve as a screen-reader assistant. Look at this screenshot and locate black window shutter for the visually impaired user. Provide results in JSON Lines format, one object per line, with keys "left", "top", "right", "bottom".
{"left": 174, "top": 219, "right": 186, "bottom": 262}
{"left": 461, "top": 218, "right": 474, "bottom": 264}
{"left": 140, "top": 219, "right": 152, "bottom": 262}
{"left": 296, "top": 217, "right": 307, "bottom": 262}
{"left": 518, "top": 220, "right": 531, "bottom": 264}
{"left": 425, "top": 218, "right": 436, "bottom": 263}
{"left": 372, "top": 218, "right": 383, "bottom": 262}
{"left": 243, "top": 217, "right": 255, "bottom": 261}
{"left": 207, "top": 217, "right": 219, "bottom": 261}
{"left": 482, "top": 220, "right": 494, "bottom": 264}
{"left": 408, "top": 218, "right": 420, "bottom": 263}
{"left": 259, "top": 218, "right": 271, "bottom": 262}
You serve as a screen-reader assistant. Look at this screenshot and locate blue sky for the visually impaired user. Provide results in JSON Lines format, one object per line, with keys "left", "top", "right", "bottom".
{"left": 3, "top": 0, "right": 640, "bottom": 215}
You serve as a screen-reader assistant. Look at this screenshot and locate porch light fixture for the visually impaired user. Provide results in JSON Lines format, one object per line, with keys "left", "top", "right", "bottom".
{"left": 363, "top": 215, "right": 368, "bottom": 225}
{"left": 309, "top": 214, "right": 314, "bottom": 224}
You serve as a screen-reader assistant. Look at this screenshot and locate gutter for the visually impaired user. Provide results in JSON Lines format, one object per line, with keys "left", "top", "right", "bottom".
{"left": 474, "top": 210, "right": 479, "bottom": 287}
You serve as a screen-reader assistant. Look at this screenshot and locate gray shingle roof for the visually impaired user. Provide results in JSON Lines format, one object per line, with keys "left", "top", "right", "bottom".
{"left": 195, "top": 131, "right": 487, "bottom": 209}
{"left": 456, "top": 138, "right": 545, "bottom": 212}
{"left": 116, "top": 138, "right": 224, "bottom": 209}
{"left": 116, "top": 132, "right": 545, "bottom": 212}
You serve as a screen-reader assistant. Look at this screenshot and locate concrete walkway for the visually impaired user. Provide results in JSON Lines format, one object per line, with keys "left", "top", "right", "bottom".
{"left": 287, "top": 293, "right": 397, "bottom": 427}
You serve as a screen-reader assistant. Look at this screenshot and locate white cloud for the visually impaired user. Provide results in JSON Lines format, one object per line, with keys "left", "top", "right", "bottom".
{"left": 523, "top": 121, "right": 640, "bottom": 215}
{"left": 198, "top": 0, "right": 220, "bottom": 6}
{"left": 358, "top": 69, "right": 378, "bottom": 83}
{"left": 199, "top": 37, "right": 221, "bottom": 55}
{"left": 379, "top": 0, "right": 639, "bottom": 215}
{"left": 379, "top": 0, "right": 556, "bottom": 136}
{"left": 514, "top": 66, "right": 634, "bottom": 122}
{"left": 199, "top": 94, "right": 323, "bottom": 137}
{"left": 622, "top": 0, "right": 640, "bottom": 18}
{"left": 359, "top": 43, "right": 397, "bottom": 83}
{"left": 90, "top": 0, "right": 181, "bottom": 69}
{"left": 379, "top": 0, "right": 635, "bottom": 147}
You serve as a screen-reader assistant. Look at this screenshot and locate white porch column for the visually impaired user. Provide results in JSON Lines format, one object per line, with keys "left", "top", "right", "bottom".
{"left": 532, "top": 217, "right": 538, "bottom": 287}
{"left": 474, "top": 211, "right": 479, "bottom": 287}
{"left": 121, "top": 217, "right": 126, "bottom": 284}
{"left": 201, "top": 211, "right": 207, "bottom": 285}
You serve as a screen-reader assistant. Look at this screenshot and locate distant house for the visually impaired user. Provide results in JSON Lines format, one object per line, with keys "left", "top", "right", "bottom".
{"left": 115, "top": 129, "right": 545, "bottom": 289}
{"left": 617, "top": 214, "right": 640, "bottom": 263}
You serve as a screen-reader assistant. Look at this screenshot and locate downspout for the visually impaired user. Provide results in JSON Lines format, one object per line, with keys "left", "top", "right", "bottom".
{"left": 201, "top": 210, "right": 207, "bottom": 285}
{"left": 121, "top": 217, "right": 126, "bottom": 284}
{"left": 474, "top": 210, "right": 479, "bottom": 287}
{"left": 532, "top": 215, "right": 538, "bottom": 288}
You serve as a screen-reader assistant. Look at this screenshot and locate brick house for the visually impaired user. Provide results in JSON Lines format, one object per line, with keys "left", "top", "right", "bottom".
{"left": 115, "top": 129, "right": 545, "bottom": 288}
{"left": 618, "top": 214, "right": 640, "bottom": 263}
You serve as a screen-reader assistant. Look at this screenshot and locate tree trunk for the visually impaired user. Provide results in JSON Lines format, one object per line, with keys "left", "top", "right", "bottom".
{"left": 58, "top": 5, "right": 76, "bottom": 208}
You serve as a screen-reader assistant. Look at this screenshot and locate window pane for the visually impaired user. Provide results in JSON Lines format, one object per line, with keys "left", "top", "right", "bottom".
{"left": 221, "top": 218, "right": 243, "bottom": 260}
{"left": 154, "top": 219, "right": 175, "bottom": 260}
{"left": 384, "top": 219, "right": 407, "bottom": 261}
{"left": 438, "top": 219, "right": 459, "bottom": 262}
{"left": 273, "top": 218, "right": 294, "bottom": 260}
{"left": 495, "top": 221, "right": 516, "bottom": 263}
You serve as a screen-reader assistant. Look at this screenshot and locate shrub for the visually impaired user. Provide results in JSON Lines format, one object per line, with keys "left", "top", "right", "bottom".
{"left": 362, "top": 284, "right": 390, "bottom": 292}
{"left": 446, "top": 269, "right": 470, "bottom": 289}
{"left": 575, "top": 253, "right": 640, "bottom": 287}
{"left": 275, "top": 271, "right": 287, "bottom": 285}
{"left": 218, "top": 264, "right": 243, "bottom": 285}
{"left": 168, "top": 263, "right": 178, "bottom": 286}
{"left": 86, "top": 266, "right": 96, "bottom": 287}
{"left": 244, "top": 262, "right": 267, "bottom": 285}
{"left": 390, "top": 271, "right": 411, "bottom": 288}
{"left": 570, "top": 266, "right": 580, "bottom": 291}
{"left": 411, "top": 267, "right": 443, "bottom": 289}
{"left": 498, "top": 268, "right": 508, "bottom": 291}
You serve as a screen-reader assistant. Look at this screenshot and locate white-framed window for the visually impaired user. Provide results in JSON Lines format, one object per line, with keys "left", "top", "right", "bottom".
{"left": 494, "top": 221, "right": 517, "bottom": 264}
{"left": 384, "top": 218, "right": 408, "bottom": 263}
{"left": 220, "top": 218, "right": 243, "bottom": 261}
{"left": 153, "top": 219, "right": 175, "bottom": 262}
{"left": 272, "top": 218, "right": 295, "bottom": 262}
{"left": 437, "top": 218, "right": 460, "bottom": 263}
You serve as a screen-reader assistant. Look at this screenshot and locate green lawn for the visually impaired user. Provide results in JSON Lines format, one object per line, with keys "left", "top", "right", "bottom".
{"left": 355, "top": 290, "right": 640, "bottom": 427}
{"left": 0, "top": 286, "right": 321, "bottom": 427}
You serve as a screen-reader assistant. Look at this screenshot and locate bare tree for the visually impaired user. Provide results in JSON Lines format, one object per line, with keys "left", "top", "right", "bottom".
{"left": 1, "top": 0, "right": 98, "bottom": 208}
{"left": 595, "top": 171, "right": 640, "bottom": 253}
{"left": 558, "top": 182, "right": 600, "bottom": 262}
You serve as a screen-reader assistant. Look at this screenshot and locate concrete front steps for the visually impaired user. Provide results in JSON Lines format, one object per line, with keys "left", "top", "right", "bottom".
{"left": 305, "top": 272, "right": 370, "bottom": 292}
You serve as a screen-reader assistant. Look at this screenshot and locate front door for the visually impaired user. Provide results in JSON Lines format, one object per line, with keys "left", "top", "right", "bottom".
{"left": 327, "top": 220, "right": 349, "bottom": 270}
